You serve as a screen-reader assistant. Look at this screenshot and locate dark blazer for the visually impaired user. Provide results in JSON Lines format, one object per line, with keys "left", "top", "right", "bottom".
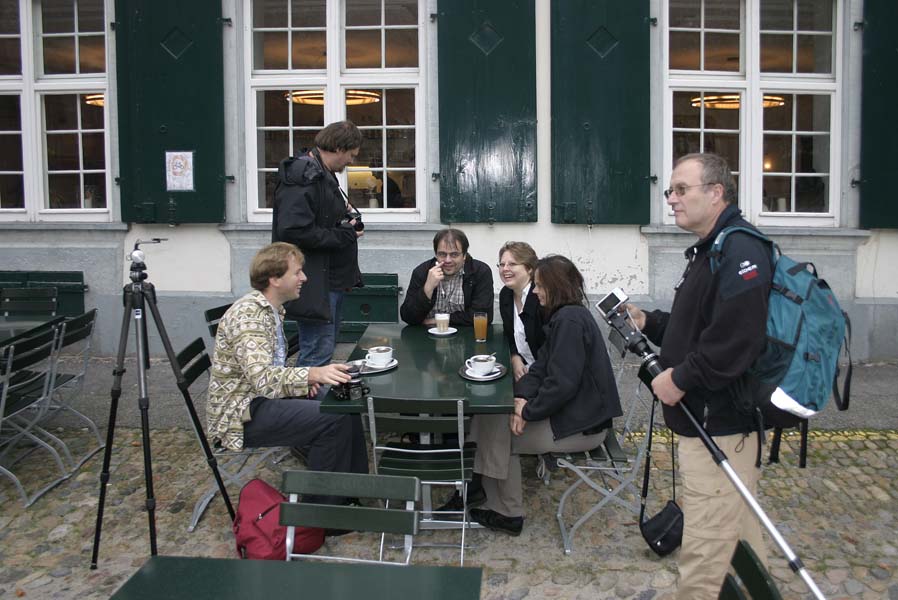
{"left": 272, "top": 154, "right": 361, "bottom": 323}
{"left": 514, "top": 305, "right": 622, "bottom": 441}
{"left": 400, "top": 255, "right": 494, "bottom": 326}
{"left": 498, "top": 285, "right": 545, "bottom": 363}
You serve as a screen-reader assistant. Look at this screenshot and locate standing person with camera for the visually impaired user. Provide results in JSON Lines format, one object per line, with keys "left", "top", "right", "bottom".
{"left": 272, "top": 120, "right": 365, "bottom": 368}
{"left": 624, "top": 153, "right": 772, "bottom": 599}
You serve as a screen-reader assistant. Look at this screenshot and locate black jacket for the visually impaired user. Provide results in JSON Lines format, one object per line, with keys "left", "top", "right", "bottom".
{"left": 499, "top": 285, "right": 545, "bottom": 363}
{"left": 271, "top": 154, "right": 361, "bottom": 323}
{"left": 642, "top": 204, "right": 772, "bottom": 437}
{"left": 400, "top": 255, "right": 495, "bottom": 326}
{"left": 515, "top": 305, "right": 622, "bottom": 440}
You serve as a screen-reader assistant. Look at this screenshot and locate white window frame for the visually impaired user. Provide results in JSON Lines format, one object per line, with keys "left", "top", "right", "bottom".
{"left": 244, "top": 0, "right": 427, "bottom": 224}
{"left": 0, "top": 0, "right": 112, "bottom": 223}
{"left": 661, "top": 0, "right": 843, "bottom": 228}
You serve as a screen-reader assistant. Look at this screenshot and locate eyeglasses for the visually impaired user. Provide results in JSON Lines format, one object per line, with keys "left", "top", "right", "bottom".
{"left": 497, "top": 261, "right": 521, "bottom": 269}
{"left": 435, "top": 251, "right": 463, "bottom": 260}
{"left": 663, "top": 183, "right": 709, "bottom": 199}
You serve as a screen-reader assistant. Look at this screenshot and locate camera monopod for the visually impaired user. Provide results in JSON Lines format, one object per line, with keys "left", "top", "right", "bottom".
{"left": 597, "top": 288, "right": 826, "bottom": 600}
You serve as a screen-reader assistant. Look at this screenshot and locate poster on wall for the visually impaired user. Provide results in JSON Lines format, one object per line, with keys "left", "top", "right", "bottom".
{"left": 165, "top": 151, "right": 195, "bottom": 192}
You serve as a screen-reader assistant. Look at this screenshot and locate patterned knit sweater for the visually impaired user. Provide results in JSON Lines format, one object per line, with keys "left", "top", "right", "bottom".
{"left": 207, "top": 290, "right": 310, "bottom": 450}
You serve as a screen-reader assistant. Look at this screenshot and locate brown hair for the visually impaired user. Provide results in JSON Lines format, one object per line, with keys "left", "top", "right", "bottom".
{"left": 314, "top": 120, "right": 362, "bottom": 152}
{"left": 432, "top": 228, "right": 469, "bottom": 255}
{"left": 534, "top": 255, "right": 586, "bottom": 316}
{"left": 674, "top": 152, "right": 738, "bottom": 205}
{"left": 498, "top": 241, "right": 538, "bottom": 274}
{"left": 249, "top": 243, "right": 303, "bottom": 291}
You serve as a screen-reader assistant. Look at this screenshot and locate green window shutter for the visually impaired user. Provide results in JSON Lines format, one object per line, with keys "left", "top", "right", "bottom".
{"left": 860, "top": 2, "right": 898, "bottom": 229}
{"left": 437, "top": 0, "right": 536, "bottom": 223}
{"left": 115, "top": 0, "right": 226, "bottom": 224}
{"left": 551, "top": 1, "right": 651, "bottom": 225}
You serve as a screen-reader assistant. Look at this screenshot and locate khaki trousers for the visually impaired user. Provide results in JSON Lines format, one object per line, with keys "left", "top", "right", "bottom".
{"left": 676, "top": 432, "right": 767, "bottom": 600}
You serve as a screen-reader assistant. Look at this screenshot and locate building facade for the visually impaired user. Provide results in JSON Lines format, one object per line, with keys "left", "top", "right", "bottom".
{"left": 1, "top": 0, "right": 896, "bottom": 359}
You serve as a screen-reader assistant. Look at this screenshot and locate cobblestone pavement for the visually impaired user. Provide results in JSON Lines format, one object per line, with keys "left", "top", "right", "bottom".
{"left": 1, "top": 426, "right": 896, "bottom": 599}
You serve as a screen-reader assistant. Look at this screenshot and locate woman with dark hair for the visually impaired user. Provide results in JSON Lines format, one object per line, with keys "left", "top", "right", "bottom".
{"left": 470, "top": 255, "right": 623, "bottom": 536}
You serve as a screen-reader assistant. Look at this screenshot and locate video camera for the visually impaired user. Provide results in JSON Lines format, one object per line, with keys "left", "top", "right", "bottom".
{"left": 595, "top": 287, "right": 663, "bottom": 382}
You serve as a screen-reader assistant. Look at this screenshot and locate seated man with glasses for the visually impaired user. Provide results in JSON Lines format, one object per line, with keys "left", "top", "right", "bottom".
{"left": 400, "top": 228, "right": 495, "bottom": 327}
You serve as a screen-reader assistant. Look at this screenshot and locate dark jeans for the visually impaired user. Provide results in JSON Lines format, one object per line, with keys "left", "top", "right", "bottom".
{"left": 296, "top": 291, "right": 344, "bottom": 367}
{"left": 243, "top": 396, "right": 368, "bottom": 503}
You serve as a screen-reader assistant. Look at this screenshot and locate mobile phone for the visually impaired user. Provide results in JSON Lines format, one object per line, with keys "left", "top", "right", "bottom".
{"left": 596, "top": 287, "right": 629, "bottom": 317}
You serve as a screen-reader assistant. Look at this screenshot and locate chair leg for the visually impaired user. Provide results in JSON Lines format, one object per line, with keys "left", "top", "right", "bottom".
{"left": 798, "top": 419, "right": 809, "bottom": 468}
{"left": 768, "top": 427, "right": 783, "bottom": 464}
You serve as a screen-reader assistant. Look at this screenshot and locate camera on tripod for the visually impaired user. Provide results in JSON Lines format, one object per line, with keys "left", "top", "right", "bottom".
{"left": 333, "top": 362, "right": 369, "bottom": 402}
{"left": 596, "top": 287, "right": 663, "bottom": 381}
{"left": 128, "top": 238, "right": 167, "bottom": 283}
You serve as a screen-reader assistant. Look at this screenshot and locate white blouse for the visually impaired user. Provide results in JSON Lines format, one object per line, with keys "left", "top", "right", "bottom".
{"left": 512, "top": 284, "right": 536, "bottom": 365}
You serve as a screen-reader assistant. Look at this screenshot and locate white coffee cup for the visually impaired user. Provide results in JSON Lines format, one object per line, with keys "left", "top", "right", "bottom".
{"left": 365, "top": 346, "right": 393, "bottom": 367}
{"left": 435, "top": 313, "right": 450, "bottom": 332}
{"left": 466, "top": 354, "right": 496, "bottom": 376}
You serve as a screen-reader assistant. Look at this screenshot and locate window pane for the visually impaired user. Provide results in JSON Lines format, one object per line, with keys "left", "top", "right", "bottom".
{"left": 673, "top": 131, "right": 700, "bottom": 160}
{"left": 385, "top": 89, "right": 414, "bottom": 125}
{"left": 761, "top": 0, "right": 793, "bottom": 30}
{"left": 42, "top": 0, "right": 75, "bottom": 34}
{"left": 798, "top": 0, "right": 832, "bottom": 31}
{"left": 669, "top": 0, "right": 700, "bottom": 28}
{"left": 705, "top": 0, "right": 740, "bottom": 30}
{"left": 0, "top": 38, "right": 20, "bottom": 75}
{"left": 704, "top": 132, "right": 739, "bottom": 168}
{"left": 795, "top": 95, "right": 829, "bottom": 132}
{"left": 82, "top": 132, "right": 104, "bottom": 169}
{"left": 259, "top": 130, "right": 289, "bottom": 168}
{"left": 763, "top": 134, "right": 792, "bottom": 173}
{"left": 0, "top": 95, "right": 21, "bottom": 130}
{"left": 45, "top": 95, "right": 78, "bottom": 131}
{"left": 760, "top": 33, "right": 791, "bottom": 72}
{"left": 78, "top": 0, "right": 105, "bottom": 32}
{"left": 796, "top": 134, "right": 829, "bottom": 173}
{"left": 702, "top": 98, "right": 740, "bottom": 130}
{"left": 356, "top": 129, "right": 383, "bottom": 167}
{"left": 386, "top": 129, "right": 414, "bottom": 167}
{"left": 347, "top": 175, "right": 376, "bottom": 208}
{"left": 257, "top": 31, "right": 288, "bottom": 69}
{"left": 47, "top": 133, "right": 79, "bottom": 169}
{"left": 0, "top": 133, "right": 22, "bottom": 170}
{"left": 83, "top": 172, "right": 106, "bottom": 208}
{"left": 292, "top": 0, "right": 325, "bottom": 27}
{"left": 0, "top": 174, "right": 24, "bottom": 208}
{"left": 291, "top": 130, "right": 317, "bottom": 153}
{"left": 762, "top": 176, "right": 791, "bottom": 212}
{"left": 797, "top": 34, "right": 831, "bottom": 73}
{"left": 0, "top": 0, "right": 19, "bottom": 34}
{"left": 255, "top": 0, "right": 287, "bottom": 28}
{"left": 79, "top": 35, "right": 105, "bottom": 73}
{"left": 347, "top": 90, "right": 383, "bottom": 125}
{"left": 346, "top": 29, "right": 381, "bottom": 68}
{"left": 80, "top": 96, "right": 104, "bottom": 129}
{"left": 291, "top": 98, "right": 324, "bottom": 127}
{"left": 43, "top": 36, "right": 76, "bottom": 74}
{"left": 763, "top": 94, "right": 793, "bottom": 131}
{"left": 292, "top": 31, "right": 326, "bottom": 69}
{"left": 385, "top": 0, "right": 417, "bottom": 26}
{"left": 260, "top": 91, "right": 289, "bottom": 127}
{"left": 259, "top": 171, "right": 278, "bottom": 209}
{"left": 704, "top": 32, "right": 739, "bottom": 71}
{"left": 47, "top": 173, "right": 79, "bottom": 208}
{"left": 388, "top": 170, "right": 413, "bottom": 207}
{"left": 385, "top": 29, "right": 417, "bottom": 67}
{"left": 669, "top": 31, "right": 700, "bottom": 70}
{"left": 673, "top": 92, "right": 701, "bottom": 128}
{"left": 795, "top": 175, "right": 827, "bottom": 212}
{"left": 346, "top": 0, "right": 381, "bottom": 26}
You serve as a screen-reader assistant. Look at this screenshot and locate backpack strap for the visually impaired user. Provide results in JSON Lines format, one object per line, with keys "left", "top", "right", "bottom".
{"left": 709, "top": 226, "right": 777, "bottom": 274}
{"left": 832, "top": 311, "right": 852, "bottom": 411}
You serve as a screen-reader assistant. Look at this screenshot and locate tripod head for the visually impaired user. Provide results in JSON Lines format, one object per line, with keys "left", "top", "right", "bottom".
{"left": 129, "top": 238, "right": 167, "bottom": 283}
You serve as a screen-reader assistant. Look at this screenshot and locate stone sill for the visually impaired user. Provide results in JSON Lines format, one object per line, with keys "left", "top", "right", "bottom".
{"left": 0, "top": 222, "right": 128, "bottom": 231}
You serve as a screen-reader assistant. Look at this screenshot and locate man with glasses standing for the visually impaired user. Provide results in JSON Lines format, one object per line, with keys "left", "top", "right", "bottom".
{"left": 624, "top": 153, "right": 772, "bottom": 600}
{"left": 400, "top": 228, "right": 494, "bottom": 327}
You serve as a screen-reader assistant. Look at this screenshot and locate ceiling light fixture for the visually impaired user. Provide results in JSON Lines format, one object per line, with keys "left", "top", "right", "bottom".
{"left": 285, "top": 89, "right": 381, "bottom": 106}
{"left": 690, "top": 94, "right": 786, "bottom": 109}
{"left": 84, "top": 93, "right": 105, "bottom": 107}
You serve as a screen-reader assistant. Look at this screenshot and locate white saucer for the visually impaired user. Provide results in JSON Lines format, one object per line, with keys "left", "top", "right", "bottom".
{"left": 458, "top": 364, "right": 507, "bottom": 382}
{"left": 427, "top": 326, "right": 458, "bottom": 336}
{"left": 350, "top": 358, "right": 399, "bottom": 374}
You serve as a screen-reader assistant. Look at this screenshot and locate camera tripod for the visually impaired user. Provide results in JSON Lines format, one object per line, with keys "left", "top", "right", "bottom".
{"left": 90, "top": 239, "right": 234, "bottom": 569}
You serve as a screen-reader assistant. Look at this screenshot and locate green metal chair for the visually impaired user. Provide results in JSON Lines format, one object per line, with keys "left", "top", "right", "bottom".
{"left": 365, "top": 395, "right": 475, "bottom": 565}
{"left": 719, "top": 540, "right": 783, "bottom": 600}
{"left": 1, "top": 286, "right": 58, "bottom": 317}
{"left": 280, "top": 470, "right": 420, "bottom": 565}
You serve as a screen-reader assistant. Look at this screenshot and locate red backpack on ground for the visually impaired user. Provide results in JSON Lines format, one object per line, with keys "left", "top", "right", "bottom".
{"left": 233, "top": 478, "right": 324, "bottom": 560}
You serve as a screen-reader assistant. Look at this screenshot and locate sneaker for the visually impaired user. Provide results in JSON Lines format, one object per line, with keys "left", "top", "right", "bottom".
{"left": 436, "top": 486, "right": 486, "bottom": 513}
{"left": 470, "top": 508, "right": 523, "bottom": 536}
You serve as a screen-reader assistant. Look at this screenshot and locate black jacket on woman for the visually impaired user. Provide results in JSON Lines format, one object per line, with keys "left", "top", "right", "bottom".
{"left": 514, "top": 304, "right": 622, "bottom": 440}
{"left": 498, "top": 285, "right": 545, "bottom": 363}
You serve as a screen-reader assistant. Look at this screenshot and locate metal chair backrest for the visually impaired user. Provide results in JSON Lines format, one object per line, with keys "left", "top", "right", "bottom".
{"left": 1, "top": 286, "right": 58, "bottom": 317}
{"left": 176, "top": 337, "right": 212, "bottom": 390}
{"left": 203, "top": 304, "right": 232, "bottom": 338}
{"left": 720, "top": 540, "right": 783, "bottom": 600}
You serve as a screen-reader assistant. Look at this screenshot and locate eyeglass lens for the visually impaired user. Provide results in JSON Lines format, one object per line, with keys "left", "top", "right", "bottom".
{"left": 436, "top": 252, "right": 461, "bottom": 260}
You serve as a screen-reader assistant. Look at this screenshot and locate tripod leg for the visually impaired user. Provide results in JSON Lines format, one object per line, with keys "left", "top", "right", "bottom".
{"left": 132, "top": 288, "right": 159, "bottom": 556}
{"left": 90, "top": 287, "right": 133, "bottom": 569}
{"left": 143, "top": 288, "right": 235, "bottom": 521}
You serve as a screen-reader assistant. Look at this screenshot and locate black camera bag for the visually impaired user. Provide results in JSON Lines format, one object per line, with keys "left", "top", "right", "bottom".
{"left": 639, "top": 396, "right": 683, "bottom": 557}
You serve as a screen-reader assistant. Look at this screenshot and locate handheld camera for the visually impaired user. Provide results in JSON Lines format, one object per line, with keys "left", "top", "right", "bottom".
{"left": 333, "top": 362, "right": 370, "bottom": 402}
{"left": 596, "top": 288, "right": 663, "bottom": 382}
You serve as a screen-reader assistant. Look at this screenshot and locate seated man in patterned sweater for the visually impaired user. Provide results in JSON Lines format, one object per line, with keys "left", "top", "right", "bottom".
{"left": 207, "top": 242, "right": 368, "bottom": 501}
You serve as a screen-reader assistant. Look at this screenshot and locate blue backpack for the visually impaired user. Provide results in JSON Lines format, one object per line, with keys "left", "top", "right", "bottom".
{"left": 710, "top": 227, "right": 852, "bottom": 423}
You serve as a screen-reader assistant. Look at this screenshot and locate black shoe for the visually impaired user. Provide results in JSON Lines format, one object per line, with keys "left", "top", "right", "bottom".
{"left": 470, "top": 508, "right": 523, "bottom": 536}
{"left": 437, "top": 486, "right": 486, "bottom": 513}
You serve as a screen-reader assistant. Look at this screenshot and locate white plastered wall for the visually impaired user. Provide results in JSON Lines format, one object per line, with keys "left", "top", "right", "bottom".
{"left": 123, "top": 224, "right": 231, "bottom": 292}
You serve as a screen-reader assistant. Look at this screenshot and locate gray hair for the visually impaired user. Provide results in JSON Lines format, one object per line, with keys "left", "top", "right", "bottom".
{"left": 674, "top": 152, "right": 737, "bottom": 204}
